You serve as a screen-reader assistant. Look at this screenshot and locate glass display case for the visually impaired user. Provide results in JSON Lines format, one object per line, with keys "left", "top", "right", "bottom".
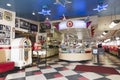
{"left": 59, "top": 43, "right": 92, "bottom": 61}
{"left": 59, "top": 33, "right": 92, "bottom": 61}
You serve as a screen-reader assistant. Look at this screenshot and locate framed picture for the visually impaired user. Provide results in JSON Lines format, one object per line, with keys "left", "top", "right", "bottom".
{"left": 30, "top": 23, "right": 38, "bottom": 32}
{"left": 4, "top": 11, "right": 12, "bottom": 21}
{"left": 0, "top": 24, "right": 3, "bottom": 30}
{"left": 0, "top": 24, "right": 11, "bottom": 45}
{"left": 39, "top": 23, "right": 51, "bottom": 33}
{"left": 15, "top": 18, "right": 19, "bottom": 27}
{"left": 5, "top": 26, "right": 10, "bottom": 31}
{"left": 20, "top": 19, "right": 30, "bottom": 30}
{"left": 47, "top": 33, "right": 53, "bottom": 37}
{"left": 4, "top": 39, "right": 10, "bottom": 45}
{"left": 0, "top": 11, "right": 3, "bottom": 20}
{"left": 0, "top": 31, "right": 6, "bottom": 38}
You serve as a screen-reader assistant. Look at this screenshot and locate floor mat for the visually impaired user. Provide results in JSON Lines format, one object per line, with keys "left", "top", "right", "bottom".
{"left": 74, "top": 65, "right": 120, "bottom": 75}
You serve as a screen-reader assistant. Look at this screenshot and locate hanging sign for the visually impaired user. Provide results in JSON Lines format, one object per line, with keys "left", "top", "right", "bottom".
{"left": 59, "top": 20, "right": 86, "bottom": 30}
{"left": 67, "top": 20, "right": 73, "bottom": 27}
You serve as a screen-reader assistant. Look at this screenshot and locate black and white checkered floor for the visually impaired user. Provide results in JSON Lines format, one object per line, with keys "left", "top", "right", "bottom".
{"left": 2, "top": 53, "right": 120, "bottom": 80}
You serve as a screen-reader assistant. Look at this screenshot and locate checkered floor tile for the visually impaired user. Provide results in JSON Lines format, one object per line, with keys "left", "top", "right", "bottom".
{"left": 2, "top": 53, "right": 120, "bottom": 80}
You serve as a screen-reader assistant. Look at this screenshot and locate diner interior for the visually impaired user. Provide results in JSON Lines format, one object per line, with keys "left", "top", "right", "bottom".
{"left": 0, "top": 0, "right": 120, "bottom": 80}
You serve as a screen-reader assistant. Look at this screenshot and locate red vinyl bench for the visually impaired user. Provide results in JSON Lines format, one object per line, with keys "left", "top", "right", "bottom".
{"left": 0, "top": 62, "right": 14, "bottom": 74}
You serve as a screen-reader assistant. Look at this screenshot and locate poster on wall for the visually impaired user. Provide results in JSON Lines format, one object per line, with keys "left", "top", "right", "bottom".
{"left": 0, "top": 11, "right": 3, "bottom": 20}
{"left": 0, "top": 24, "right": 11, "bottom": 45}
{"left": 4, "top": 11, "right": 12, "bottom": 21}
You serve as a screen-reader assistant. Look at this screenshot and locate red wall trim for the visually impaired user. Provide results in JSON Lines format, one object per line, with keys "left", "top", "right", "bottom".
{"left": 0, "top": 47, "right": 11, "bottom": 50}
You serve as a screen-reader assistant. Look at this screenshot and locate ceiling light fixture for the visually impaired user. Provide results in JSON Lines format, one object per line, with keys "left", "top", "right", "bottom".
{"left": 104, "top": 39, "right": 110, "bottom": 43}
{"left": 109, "top": 4, "right": 120, "bottom": 28}
{"left": 103, "top": 31, "right": 108, "bottom": 35}
{"left": 32, "top": 12, "right": 35, "bottom": 15}
{"left": 109, "top": 20, "right": 120, "bottom": 28}
{"left": 6, "top": 3, "right": 11, "bottom": 7}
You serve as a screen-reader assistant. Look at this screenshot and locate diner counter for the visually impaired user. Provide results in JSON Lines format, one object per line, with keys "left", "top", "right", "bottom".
{"left": 59, "top": 52, "right": 92, "bottom": 61}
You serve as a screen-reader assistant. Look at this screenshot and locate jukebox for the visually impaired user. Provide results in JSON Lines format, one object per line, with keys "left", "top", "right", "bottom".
{"left": 11, "top": 38, "right": 32, "bottom": 69}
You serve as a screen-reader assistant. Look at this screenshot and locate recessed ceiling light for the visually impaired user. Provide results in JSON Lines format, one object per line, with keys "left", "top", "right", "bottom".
{"left": 32, "top": 12, "right": 35, "bottom": 15}
{"left": 6, "top": 3, "right": 11, "bottom": 7}
{"left": 103, "top": 31, "right": 108, "bottom": 35}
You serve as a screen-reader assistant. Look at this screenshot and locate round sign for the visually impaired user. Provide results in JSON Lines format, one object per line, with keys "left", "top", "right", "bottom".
{"left": 67, "top": 21, "right": 73, "bottom": 27}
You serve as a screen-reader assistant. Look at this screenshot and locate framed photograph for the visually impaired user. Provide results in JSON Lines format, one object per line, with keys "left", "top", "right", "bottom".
{"left": 0, "top": 31, "right": 6, "bottom": 38}
{"left": 39, "top": 23, "right": 46, "bottom": 33}
{"left": 4, "top": 11, "right": 12, "bottom": 21}
{"left": 47, "top": 33, "right": 53, "bottom": 37}
{"left": 4, "top": 39, "right": 10, "bottom": 45}
{"left": 5, "top": 32, "right": 10, "bottom": 38}
{"left": 0, "top": 11, "right": 3, "bottom": 20}
{"left": 0, "top": 24, "right": 3, "bottom": 30}
{"left": 30, "top": 23, "right": 38, "bottom": 32}
{"left": 0, "top": 39, "right": 4, "bottom": 45}
{"left": 0, "top": 24, "right": 11, "bottom": 45}
{"left": 5, "top": 26, "right": 10, "bottom": 31}
{"left": 20, "top": 19, "right": 30, "bottom": 30}
{"left": 15, "top": 18, "right": 19, "bottom": 27}
{"left": 39, "top": 23, "right": 51, "bottom": 33}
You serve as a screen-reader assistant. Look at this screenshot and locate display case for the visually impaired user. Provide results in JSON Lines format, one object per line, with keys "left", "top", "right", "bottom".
{"left": 11, "top": 38, "right": 32, "bottom": 69}
{"left": 59, "top": 33, "right": 92, "bottom": 61}
{"left": 59, "top": 47, "right": 92, "bottom": 61}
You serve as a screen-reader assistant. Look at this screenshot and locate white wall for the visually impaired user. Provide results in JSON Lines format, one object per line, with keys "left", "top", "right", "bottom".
{"left": 0, "top": 8, "right": 16, "bottom": 61}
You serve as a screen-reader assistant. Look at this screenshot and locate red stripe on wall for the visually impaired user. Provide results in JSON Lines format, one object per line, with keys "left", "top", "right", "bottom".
{"left": 0, "top": 46, "right": 32, "bottom": 50}
{"left": 0, "top": 47, "right": 11, "bottom": 50}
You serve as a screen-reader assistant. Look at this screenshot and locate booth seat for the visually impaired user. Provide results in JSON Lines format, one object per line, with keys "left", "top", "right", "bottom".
{"left": 0, "top": 62, "right": 14, "bottom": 73}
